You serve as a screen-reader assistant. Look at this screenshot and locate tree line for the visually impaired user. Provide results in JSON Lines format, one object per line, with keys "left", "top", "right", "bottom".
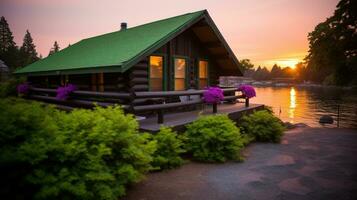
{"left": 0, "top": 16, "right": 61, "bottom": 72}
{"left": 240, "top": 59, "right": 297, "bottom": 81}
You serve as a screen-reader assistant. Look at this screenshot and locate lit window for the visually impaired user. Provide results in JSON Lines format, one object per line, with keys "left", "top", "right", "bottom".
{"left": 199, "top": 60, "right": 208, "bottom": 89}
{"left": 174, "top": 58, "right": 186, "bottom": 91}
{"left": 149, "top": 56, "right": 163, "bottom": 91}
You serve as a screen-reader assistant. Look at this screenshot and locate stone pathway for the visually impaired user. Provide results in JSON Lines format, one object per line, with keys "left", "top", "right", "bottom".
{"left": 124, "top": 128, "right": 357, "bottom": 200}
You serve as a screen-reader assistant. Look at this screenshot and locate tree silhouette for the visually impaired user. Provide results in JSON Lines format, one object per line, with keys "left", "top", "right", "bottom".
{"left": 0, "top": 16, "right": 19, "bottom": 70}
{"left": 305, "top": 0, "right": 357, "bottom": 85}
{"left": 19, "top": 30, "right": 38, "bottom": 67}
{"left": 48, "top": 41, "right": 60, "bottom": 56}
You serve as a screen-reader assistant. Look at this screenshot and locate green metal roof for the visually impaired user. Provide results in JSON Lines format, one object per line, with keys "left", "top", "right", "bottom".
{"left": 15, "top": 10, "right": 206, "bottom": 75}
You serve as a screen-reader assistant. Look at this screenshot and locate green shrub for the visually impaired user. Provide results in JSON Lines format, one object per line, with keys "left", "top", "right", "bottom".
{"left": 0, "top": 98, "right": 62, "bottom": 199}
{"left": 240, "top": 110, "right": 285, "bottom": 143}
{"left": 0, "top": 77, "right": 26, "bottom": 97}
{"left": 0, "top": 98, "right": 156, "bottom": 199}
{"left": 184, "top": 115, "right": 244, "bottom": 162}
{"left": 150, "top": 126, "right": 185, "bottom": 170}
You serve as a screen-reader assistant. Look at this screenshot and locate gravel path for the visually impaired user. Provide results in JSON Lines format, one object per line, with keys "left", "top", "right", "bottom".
{"left": 124, "top": 128, "right": 357, "bottom": 200}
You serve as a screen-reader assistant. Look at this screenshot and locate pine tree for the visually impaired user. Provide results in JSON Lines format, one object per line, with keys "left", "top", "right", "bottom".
{"left": 0, "top": 16, "right": 19, "bottom": 71}
{"left": 48, "top": 41, "right": 60, "bottom": 56}
{"left": 19, "top": 30, "right": 38, "bottom": 67}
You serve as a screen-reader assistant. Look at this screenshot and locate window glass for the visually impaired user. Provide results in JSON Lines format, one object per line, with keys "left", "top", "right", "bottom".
{"left": 199, "top": 60, "right": 208, "bottom": 89}
{"left": 149, "top": 56, "right": 163, "bottom": 91}
{"left": 174, "top": 58, "right": 186, "bottom": 91}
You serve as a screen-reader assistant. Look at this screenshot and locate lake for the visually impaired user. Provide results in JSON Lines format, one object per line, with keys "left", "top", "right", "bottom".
{"left": 248, "top": 86, "right": 357, "bottom": 128}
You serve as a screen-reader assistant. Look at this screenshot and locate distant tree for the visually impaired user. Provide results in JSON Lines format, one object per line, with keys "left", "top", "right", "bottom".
{"left": 253, "top": 66, "right": 270, "bottom": 80}
{"left": 281, "top": 67, "right": 294, "bottom": 78}
{"left": 305, "top": 0, "right": 357, "bottom": 85}
{"left": 270, "top": 64, "right": 282, "bottom": 78}
{"left": 48, "top": 41, "right": 60, "bottom": 56}
{"left": 294, "top": 62, "right": 307, "bottom": 82}
{"left": 239, "top": 59, "right": 254, "bottom": 72}
{"left": 0, "top": 16, "right": 19, "bottom": 71}
{"left": 19, "top": 30, "right": 39, "bottom": 67}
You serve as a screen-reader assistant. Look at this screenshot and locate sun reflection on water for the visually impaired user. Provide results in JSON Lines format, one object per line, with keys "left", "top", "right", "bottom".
{"left": 289, "top": 87, "right": 296, "bottom": 122}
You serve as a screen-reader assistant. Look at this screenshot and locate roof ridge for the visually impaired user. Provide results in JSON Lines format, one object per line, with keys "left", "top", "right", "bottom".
{"left": 81, "top": 10, "right": 206, "bottom": 42}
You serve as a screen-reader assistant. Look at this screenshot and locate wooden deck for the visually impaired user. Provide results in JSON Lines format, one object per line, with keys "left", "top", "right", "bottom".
{"left": 139, "top": 103, "right": 265, "bottom": 132}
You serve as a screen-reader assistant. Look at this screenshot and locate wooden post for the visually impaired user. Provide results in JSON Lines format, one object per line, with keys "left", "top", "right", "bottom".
{"left": 213, "top": 102, "right": 217, "bottom": 113}
{"left": 245, "top": 98, "right": 249, "bottom": 107}
{"left": 337, "top": 105, "right": 340, "bottom": 128}
{"left": 158, "top": 110, "right": 164, "bottom": 124}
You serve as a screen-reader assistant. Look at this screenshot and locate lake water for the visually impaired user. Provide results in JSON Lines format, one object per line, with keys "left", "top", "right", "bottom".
{"left": 248, "top": 86, "right": 357, "bottom": 128}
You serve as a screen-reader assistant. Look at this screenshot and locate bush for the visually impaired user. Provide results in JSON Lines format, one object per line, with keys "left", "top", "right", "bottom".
{"left": 184, "top": 115, "right": 244, "bottom": 162}
{"left": 150, "top": 127, "right": 185, "bottom": 170}
{"left": 0, "top": 98, "right": 156, "bottom": 199}
{"left": 0, "top": 98, "right": 62, "bottom": 199}
{"left": 0, "top": 77, "right": 26, "bottom": 97}
{"left": 240, "top": 110, "right": 285, "bottom": 143}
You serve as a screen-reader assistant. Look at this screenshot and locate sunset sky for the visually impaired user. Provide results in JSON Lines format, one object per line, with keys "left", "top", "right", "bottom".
{"left": 1, "top": 0, "right": 339, "bottom": 69}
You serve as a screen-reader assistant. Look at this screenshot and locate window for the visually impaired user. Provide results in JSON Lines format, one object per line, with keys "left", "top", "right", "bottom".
{"left": 149, "top": 56, "right": 163, "bottom": 91}
{"left": 198, "top": 60, "right": 208, "bottom": 89}
{"left": 174, "top": 58, "right": 186, "bottom": 91}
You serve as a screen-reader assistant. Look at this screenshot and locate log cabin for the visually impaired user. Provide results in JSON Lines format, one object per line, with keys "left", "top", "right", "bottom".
{"left": 15, "top": 10, "right": 263, "bottom": 131}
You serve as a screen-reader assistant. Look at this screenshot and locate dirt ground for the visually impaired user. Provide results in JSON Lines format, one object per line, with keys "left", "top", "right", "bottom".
{"left": 124, "top": 128, "right": 357, "bottom": 200}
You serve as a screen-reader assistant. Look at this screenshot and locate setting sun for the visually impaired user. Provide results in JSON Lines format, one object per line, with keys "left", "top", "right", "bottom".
{"left": 276, "top": 59, "right": 300, "bottom": 68}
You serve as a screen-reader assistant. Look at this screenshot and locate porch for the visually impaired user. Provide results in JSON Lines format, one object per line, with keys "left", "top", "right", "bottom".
{"left": 139, "top": 103, "right": 264, "bottom": 132}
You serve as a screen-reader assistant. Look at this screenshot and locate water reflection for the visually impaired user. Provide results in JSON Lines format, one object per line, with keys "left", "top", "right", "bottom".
{"left": 250, "top": 86, "right": 357, "bottom": 128}
{"left": 288, "top": 87, "right": 296, "bottom": 123}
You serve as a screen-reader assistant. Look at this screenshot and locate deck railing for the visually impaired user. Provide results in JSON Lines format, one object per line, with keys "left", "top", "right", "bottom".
{"left": 133, "top": 88, "right": 248, "bottom": 123}
{"left": 28, "top": 87, "right": 248, "bottom": 123}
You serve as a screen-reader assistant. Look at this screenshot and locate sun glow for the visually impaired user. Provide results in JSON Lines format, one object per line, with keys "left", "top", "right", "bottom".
{"left": 276, "top": 59, "right": 300, "bottom": 69}
{"left": 288, "top": 87, "right": 296, "bottom": 123}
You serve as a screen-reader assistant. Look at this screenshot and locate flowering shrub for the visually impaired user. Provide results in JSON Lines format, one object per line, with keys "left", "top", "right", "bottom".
{"left": 17, "top": 82, "right": 30, "bottom": 96}
{"left": 203, "top": 87, "right": 224, "bottom": 104}
{"left": 238, "top": 85, "right": 256, "bottom": 98}
{"left": 184, "top": 115, "right": 244, "bottom": 162}
{"left": 56, "top": 84, "right": 77, "bottom": 100}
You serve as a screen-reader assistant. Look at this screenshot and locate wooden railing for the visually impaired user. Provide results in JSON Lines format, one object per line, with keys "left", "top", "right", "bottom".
{"left": 133, "top": 88, "right": 248, "bottom": 124}
{"left": 28, "top": 87, "right": 132, "bottom": 111}
{"left": 27, "top": 87, "right": 249, "bottom": 123}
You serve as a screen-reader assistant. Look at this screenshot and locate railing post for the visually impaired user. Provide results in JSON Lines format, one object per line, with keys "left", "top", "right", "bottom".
{"left": 213, "top": 102, "right": 217, "bottom": 113}
{"left": 158, "top": 109, "right": 164, "bottom": 124}
{"left": 337, "top": 105, "right": 340, "bottom": 128}
{"left": 245, "top": 98, "right": 249, "bottom": 107}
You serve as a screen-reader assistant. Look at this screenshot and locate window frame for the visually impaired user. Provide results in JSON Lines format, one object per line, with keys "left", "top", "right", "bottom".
{"left": 172, "top": 56, "right": 189, "bottom": 91}
{"left": 197, "top": 59, "right": 209, "bottom": 89}
{"left": 148, "top": 54, "right": 166, "bottom": 91}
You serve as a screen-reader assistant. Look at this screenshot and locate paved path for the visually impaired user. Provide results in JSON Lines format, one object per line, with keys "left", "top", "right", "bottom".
{"left": 124, "top": 128, "right": 357, "bottom": 200}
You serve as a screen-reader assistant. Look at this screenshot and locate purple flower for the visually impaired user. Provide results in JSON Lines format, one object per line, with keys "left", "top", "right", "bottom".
{"left": 56, "top": 84, "right": 77, "bottom": 100}
{"left": 238, "top": 85, "right": 256, "bottom": 99}
{"left": 203, "top": 87, "right": 224, "bottom": 104}
{"left": 17, "top": 82, "right": 30, "bottom": 96}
